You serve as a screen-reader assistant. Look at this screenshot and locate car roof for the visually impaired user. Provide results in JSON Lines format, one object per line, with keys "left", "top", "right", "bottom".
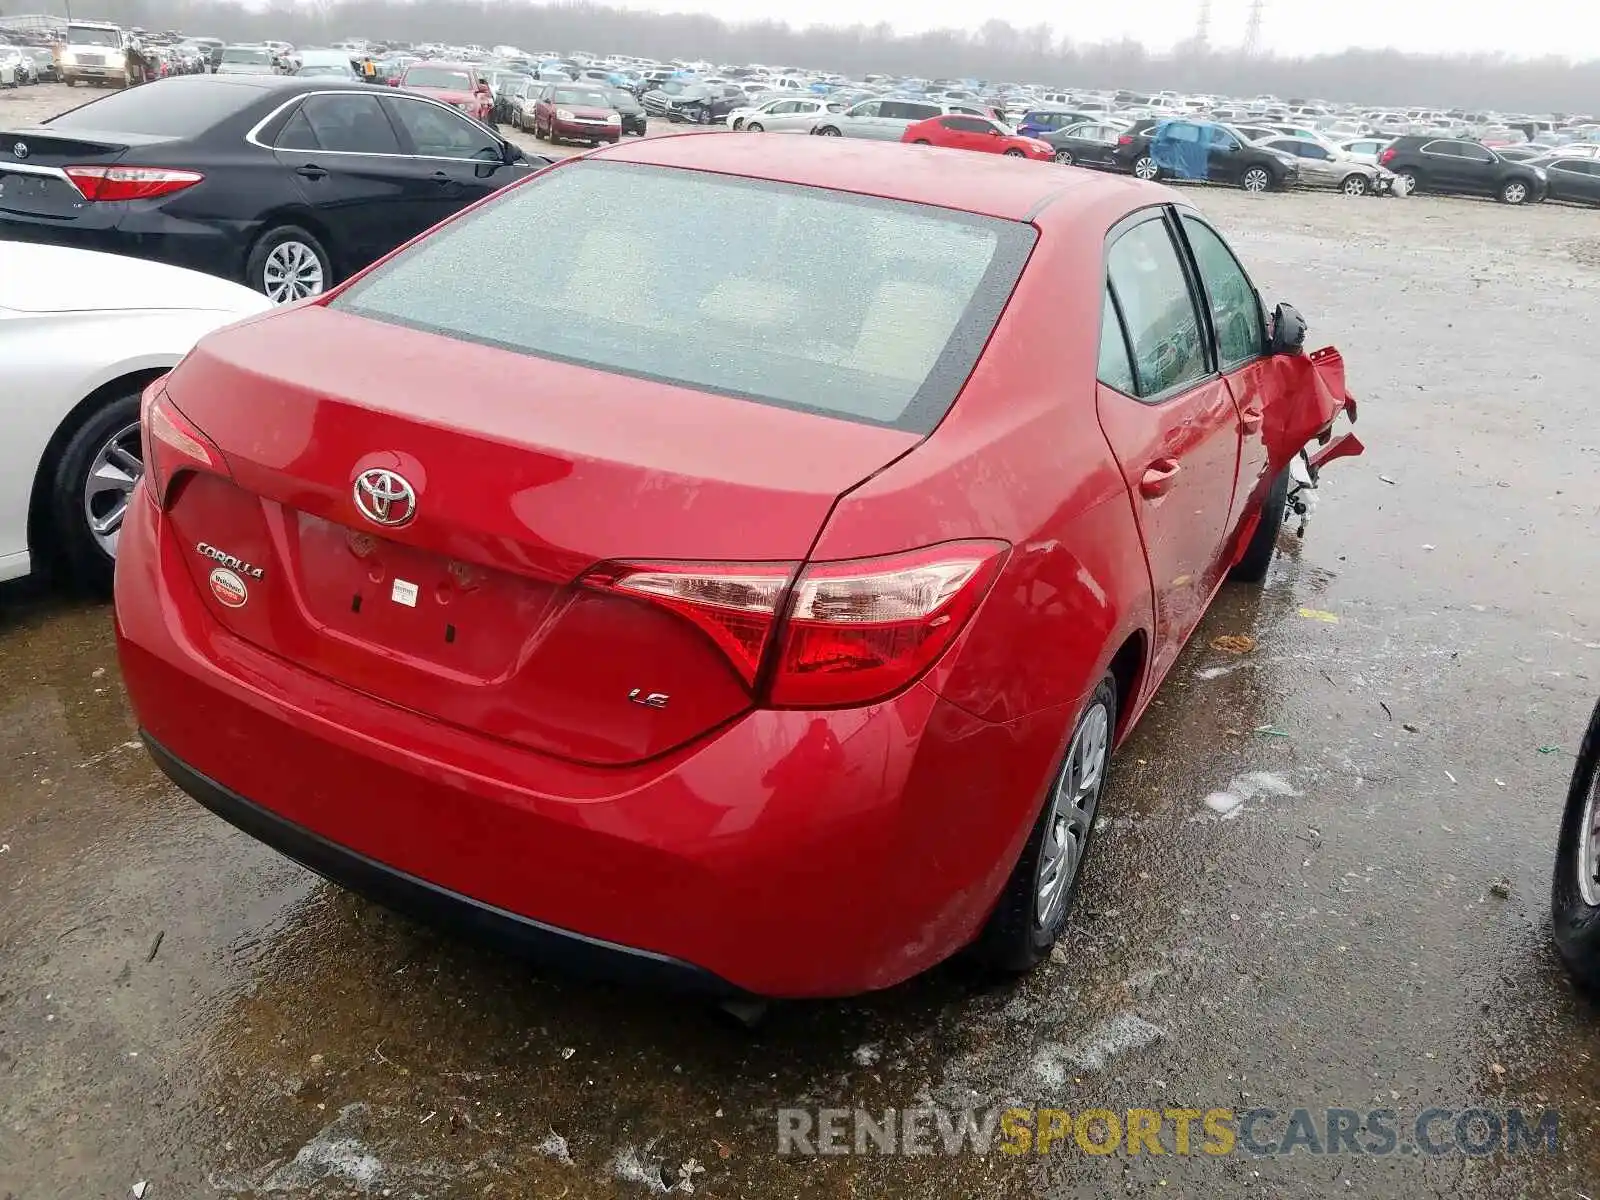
{"left": 589, "top": 132, "right": 1157, "bottom": 222}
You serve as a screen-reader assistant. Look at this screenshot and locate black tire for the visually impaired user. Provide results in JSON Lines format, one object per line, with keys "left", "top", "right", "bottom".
{"left": 1340, "top": 173, "right": 1368, "bottom": 196}
{"left": 1003, "top": 148, "right": 1025, "bottom": 157}
{"left": 1229, "top": 464, "right": 1291, "bottom": 583}
{"left": 47, "top": 387, "right": 143, "bottom": 595}
{"left": 1393, "top": 169, "right": 1419, "bottom": 194}
{"left": 912, "top": 138, "right": 930, "bottom": 144}
{"left": 1054, "top": 149, "right": 1073, "bottom": 165}
{"left": 746, "top": 121, "right": 763, "bottom": 132}
{"left": 1553, "top": 697, "right": 1600, "bottom": 990}
{"left": 1500, "top": 178, "right": 1531, "bottom": 205}
{"left": 245, "top": 224, "right": 332, "bottom": 303}
{"left": 1132, "top": 154, "right": 1160, "bottom": 181}
{"left": 1241, "top": 166, "right": 1273, "bottom": 193}
{"left": 972, "top": 674, "right": 1117, "bottom": 973}
{"left": 816, "top": 125, "right": 841, "bottom": 137}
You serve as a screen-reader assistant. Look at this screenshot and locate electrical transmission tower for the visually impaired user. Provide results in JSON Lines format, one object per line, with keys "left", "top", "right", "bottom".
{"left": 1192, "top": 0, "right": 1211, "bottom": 49}
{"left": 1242, "top": 0, "right": 1265, "bottom": 55}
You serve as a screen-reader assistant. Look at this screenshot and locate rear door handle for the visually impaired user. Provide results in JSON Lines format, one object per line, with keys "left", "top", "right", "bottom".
{"left": 1140, "top": 459, "right": 1182, "bottom": 498}
{"left": 1240, "top": 407, "right": 1264, "bottom": 433}
{"left": 294, "top": 164, "right": 327, "bottom": 180}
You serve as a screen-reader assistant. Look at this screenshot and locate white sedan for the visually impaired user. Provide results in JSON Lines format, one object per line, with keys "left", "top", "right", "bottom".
{"left": 727, "top": 96, "right": 841, "bottom": 132}
{"left": 1, "top": 243, "right": 270, "bottom": 592}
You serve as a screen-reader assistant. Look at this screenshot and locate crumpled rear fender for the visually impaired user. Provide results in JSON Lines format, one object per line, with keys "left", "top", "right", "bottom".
{"left": 1263, "top": 345, "right": 1362, "bottom": 472}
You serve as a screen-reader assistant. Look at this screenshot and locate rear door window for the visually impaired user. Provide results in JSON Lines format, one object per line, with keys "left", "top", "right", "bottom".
{"left": 330, "top": 160, "right": 1036, "bottom": 432}
{"left": 293, "top": 93, "right": 402, "bottom": 154}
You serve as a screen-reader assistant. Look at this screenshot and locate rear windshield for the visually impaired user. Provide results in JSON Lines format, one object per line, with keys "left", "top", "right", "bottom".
{"left": 45, "top": 78, "right": 259, "bottom": 136}
{"left": 332, "top": 161, "right": 1034, "bottom": 432}
{"left": 222, "top": 46, "right": 271, "bottom": 64}
{"left": 405, "top": 67, "right": 472, "bottom": 90}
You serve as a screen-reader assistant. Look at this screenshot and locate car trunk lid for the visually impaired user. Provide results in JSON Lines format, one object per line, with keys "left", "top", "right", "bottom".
{"left": 0, "top": 129, "right": 163, "bottom": 219}
{"left": 160, "top": 304, "right": 919, "bottom": 766}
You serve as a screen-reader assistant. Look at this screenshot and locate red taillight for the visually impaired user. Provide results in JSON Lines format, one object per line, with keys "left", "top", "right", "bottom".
{"left": 1378, "top": 147, "right": 1396, "bottom": 165}
{"left": 140, "top": 385, "right": 226, "bottom": 506}
{"left": 65, "top": 165, "right": 204, "bottom": 202}
{"left": 582, "top": 540, "right": 1010, "bottom": 708}
{"left": 583, "top": 561, "right": 796, "bottom": 686}
{"left": 1118, "top": 134, "right": 1134, "bottom": 145}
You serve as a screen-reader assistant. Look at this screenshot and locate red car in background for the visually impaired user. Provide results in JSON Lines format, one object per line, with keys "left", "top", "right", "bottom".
{"left": 903, "top": 114, "right": 1055, "bottom": 160}
{"left": 395, "top": 60, "right": 493, "bottom": 124}
{"left": 531, "top": 83, "right": 622, "bottom": 146}
{"left": 115, "top": 137, "right": 1361, "bottom": 999}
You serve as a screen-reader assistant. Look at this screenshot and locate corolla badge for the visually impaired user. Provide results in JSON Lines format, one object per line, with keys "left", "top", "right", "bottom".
{"left": 353, "top": 468, "right": 417, "bottom": 528}
{"left": 12, "top": 142, "right": 28, "bottom": 159}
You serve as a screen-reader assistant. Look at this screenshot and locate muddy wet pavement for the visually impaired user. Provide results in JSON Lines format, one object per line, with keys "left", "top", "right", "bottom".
{"left": 4, "top": 131, "right": 1600, "bottom": 1196}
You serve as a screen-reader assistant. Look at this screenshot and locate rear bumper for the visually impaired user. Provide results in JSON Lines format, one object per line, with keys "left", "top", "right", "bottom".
{"left": 0, "top": 208, "right": 245, "bottom": 281}
{"left": 142, "top": 733, "right": 743, "bottom": 996}
{"left": 114, "top": 487, "right": 1068, "bottom": 997}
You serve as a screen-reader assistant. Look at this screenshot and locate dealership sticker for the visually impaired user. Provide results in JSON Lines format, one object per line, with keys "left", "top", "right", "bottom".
{"left": 209, "top": 567, "right": 249, "bottom": 609}
{"left": 391, "top": 578, "right": 419, "bottom": 608}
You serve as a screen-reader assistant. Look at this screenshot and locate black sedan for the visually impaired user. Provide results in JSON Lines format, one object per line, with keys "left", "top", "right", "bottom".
{"left": 609, "top": 87, "right": 648, "bottom": 136}
{"left": 0, "top": 74, "right": 549, "bottom": 302}
{"left": 1525, "top": 154, "right": 1600, "bottom": 206}
{"left": 1039, "top": 121, "right": 1127, "bottom": 169}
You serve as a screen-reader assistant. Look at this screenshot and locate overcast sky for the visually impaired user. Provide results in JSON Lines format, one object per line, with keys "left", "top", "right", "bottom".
{"left": 598, "top": 0, "right": 1596, "bottom": 60}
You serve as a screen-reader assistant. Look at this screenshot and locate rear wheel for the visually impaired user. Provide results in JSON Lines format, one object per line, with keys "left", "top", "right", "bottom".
{"left": 1392, "top": 169, "right": 1419, "bottom": 195}
{"left": 1553, "top": 698, "right": 1600, "bottom": 991}
{"left": 972, "top": 675, "right": 1117, "bottom": 973}
{"left": 1341, "top": 173, "right": 1368, "bottom": 196}
{"left": 247, "top": 225, "right": 331, "bottom": 304}
{"left": 1003, "top": 148, "right": 1025, "bottom": 157}
{"left": 911, "top": 138, "right": 930, "bottom": 144}
{"left": 1229, "top": 465, "right": 1291, "bottom": 583}
{"left": 1132, "top": 154, "right": 1160, "bottom": 180}
{"left": 47, "top": 387, "right": 144, "bottom": 595}
{"left": 746, "top": 121, "right": 764, "bottom": 132}
{"left": 1054, "top": 149, "right": 1074, "bottom": 164}
{"left": 816, "top": 125, "right": 841, "bottom": 137}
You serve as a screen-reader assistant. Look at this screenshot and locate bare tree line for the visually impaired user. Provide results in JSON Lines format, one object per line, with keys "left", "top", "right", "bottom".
{"left": 20, "top": 0, "right": 1600, "bottom": 113}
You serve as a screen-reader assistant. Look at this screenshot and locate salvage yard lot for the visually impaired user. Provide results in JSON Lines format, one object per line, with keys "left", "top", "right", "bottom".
{"left": 3, "top": 81, "right": 1600, "bottom": 1200}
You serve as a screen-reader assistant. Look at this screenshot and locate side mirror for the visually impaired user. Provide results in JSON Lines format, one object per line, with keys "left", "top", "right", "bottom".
{"left": 502, "top": 140, "right": 525, "bottom": 164}
{"left": 1269, "top": 302, "right": 1308, "bottom": 355}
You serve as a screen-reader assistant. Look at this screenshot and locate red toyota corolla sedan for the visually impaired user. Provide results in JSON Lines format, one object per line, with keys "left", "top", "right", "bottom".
{"left": 902, "top": 113, "right": 1055, "bottom": 160}
{"left": 115, "top": 135, "right": 1361, "bottom": 999}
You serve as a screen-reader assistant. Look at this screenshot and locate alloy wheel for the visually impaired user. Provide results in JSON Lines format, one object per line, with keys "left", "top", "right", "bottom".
{"left": 1134, "top": 156, "right": 1159, "bottom": 180}
{"left": 262, "top": 240, "right": 325, "bottom": 303}
{"left": 1342, "top": 175, "right": 1367, "bottom": 196}
{"left": 81, "top": 420, "right": 143, "bottom": 558}
{"left": 1504, "top": 181, "right": 1527, "bottom": 204}
{"left": 1580, "top": 765, "right": 1600, "bottom": 907}
{"left": 1243, "top": 168, "right": 1271, "bottom": 193}
{"left": 1054, "top": 150, "right": 1073, "bottom": 164}
{"left": 1035, "top": 700, "right": 1111, "bottom": 929}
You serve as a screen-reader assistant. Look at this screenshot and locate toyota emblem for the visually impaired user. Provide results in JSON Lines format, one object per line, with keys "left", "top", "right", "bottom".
{"left": 353, "top": 468, "right": 417, "bottom": 528}
{"left": 12, "top": 142, "right": 28, "bottom": 160}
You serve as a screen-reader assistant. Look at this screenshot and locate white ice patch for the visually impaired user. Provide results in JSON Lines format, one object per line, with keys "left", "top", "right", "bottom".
{"left": 1202, "top": 771, "right": 1299, "bottom": 818}
{"left": 261, "top": 1104, "right": 383, "bottom": 1192}
{"left": 1063, "top": 1012, "right": 1167, "bottom": 1073}
{"left": 537, "top": 1130, "right": 573, "bottom": 1166}
{"left": 852, "top": 1042, "right": 882, "bottom": 1067}
{"left": 609, "top": 1142, "right": 700, "bottom": 1194}
{"left": 1195, "top": 664, "right": 1240, "bottom": 680}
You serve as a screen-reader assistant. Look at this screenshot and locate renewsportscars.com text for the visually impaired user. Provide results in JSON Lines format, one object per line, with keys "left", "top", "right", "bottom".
{"left": 777, "top": 1106, "right": 1560, "bottom": 1158}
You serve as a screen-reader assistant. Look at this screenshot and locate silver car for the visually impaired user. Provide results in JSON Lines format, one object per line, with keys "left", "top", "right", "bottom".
{"left": 1262, "top": 136, "right": 1390, "bottom": 196}
{"left": 811, "top": 97, "right": 993, "bottom": 140}
{"left": 741, "top": 96, "right": 842, "bottom": 133}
